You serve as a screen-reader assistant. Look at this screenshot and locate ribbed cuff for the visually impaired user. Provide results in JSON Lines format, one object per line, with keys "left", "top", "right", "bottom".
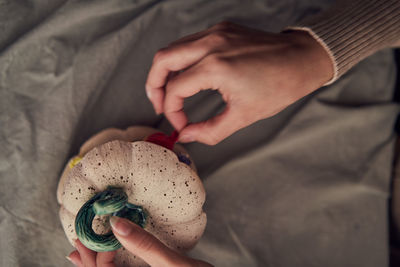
{"left": 286, "top": 0, "right": 400, "bottom": 85}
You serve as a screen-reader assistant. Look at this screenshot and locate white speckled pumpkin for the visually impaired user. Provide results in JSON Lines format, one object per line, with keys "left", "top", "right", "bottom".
{"left": 57, "top": 126, "right": 206, "bottom": 267}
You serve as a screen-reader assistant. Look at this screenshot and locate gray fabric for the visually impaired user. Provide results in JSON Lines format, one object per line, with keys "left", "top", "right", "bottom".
{"left": 0, "top": 0, "right": 398, "bottom": 266}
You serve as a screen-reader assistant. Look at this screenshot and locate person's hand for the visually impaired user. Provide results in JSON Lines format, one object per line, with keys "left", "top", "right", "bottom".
{"left": 67, "top": 216, "right": 212, "bottom": 267}
{"left": 146, "top": 22, "right": 333, "bottom": 145}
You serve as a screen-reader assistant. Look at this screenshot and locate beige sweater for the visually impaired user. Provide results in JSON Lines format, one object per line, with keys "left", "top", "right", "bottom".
{"left": 289, "top": 0, "right": 400, "bottom": 85}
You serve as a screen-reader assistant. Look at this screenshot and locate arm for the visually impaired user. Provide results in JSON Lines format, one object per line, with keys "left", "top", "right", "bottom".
{"left": 145, "top": 1, "right": 400, "bottom": 145}
{"left": 287, "top": 0, "right": 400, "bottom": 84}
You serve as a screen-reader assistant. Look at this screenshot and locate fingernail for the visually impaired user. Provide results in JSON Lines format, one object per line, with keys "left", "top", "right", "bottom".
{"left": 146, "top": 89, "right": 152, "bottom": 100}
{"left": 110, "top": 216, "right": 133, "bottom": 236}
{"left": 179, "top": 134, "right": 194, "bottom": 143}
{"left": 66, "top": 256, "right": 76, "bottom": 265}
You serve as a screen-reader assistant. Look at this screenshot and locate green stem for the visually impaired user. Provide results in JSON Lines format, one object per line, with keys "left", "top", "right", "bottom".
{"left": 75, "top": 186, "right": 146, "bottom": 252}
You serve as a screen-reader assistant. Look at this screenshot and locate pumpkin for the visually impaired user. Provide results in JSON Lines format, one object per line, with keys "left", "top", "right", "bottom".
{"left": 56, "top": 126, "right": 206, "bottom": 266}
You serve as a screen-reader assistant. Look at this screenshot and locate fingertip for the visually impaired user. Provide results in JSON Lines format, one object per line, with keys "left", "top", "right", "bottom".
{"left": 164, "top": 87, "right": 188, "bottom": 131}
{"left": 111, "top": 216, "right": 142, "bottom": 237}
{"left": 178, "top": 128, "right": 195, "bottom": 143}
{"left": 178, "top": 125, "right": 199, "bottom": 143}
{"left": 154, "top": 107, "right": 162, "bottom": 116}
{"left": 146, "top": 86, "right": 165, "bottom": 115}
{"left": 178, "top": 135, "right": 195, "bottom": 143}
{"left": 165, "top": 110, "right": 188, "bottom": 132}
{"left": 179, "top": 109, "right": 237, "bottom": 145}
{"left": 67, "top": 250, "right": 82, "bottom": 266}
{"left": 145, "top": 86, "right": 153, "bottom": 100}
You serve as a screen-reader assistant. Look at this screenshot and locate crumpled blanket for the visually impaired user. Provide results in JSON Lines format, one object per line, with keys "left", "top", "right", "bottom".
{"left": 1, "top": 0, "right": 399, "bottom": 266}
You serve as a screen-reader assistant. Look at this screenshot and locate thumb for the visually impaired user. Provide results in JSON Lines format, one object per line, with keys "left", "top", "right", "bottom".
{"left": 109, "top": 216, "right": 188, "bottom": 267}
{"left": 179, "top": 107, "right": 243, "bottom": 145}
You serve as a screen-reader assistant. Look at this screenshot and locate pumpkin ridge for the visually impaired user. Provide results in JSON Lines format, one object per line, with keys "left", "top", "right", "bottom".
{"left": 153, "top": 211, "right": 207, "bottom": 227}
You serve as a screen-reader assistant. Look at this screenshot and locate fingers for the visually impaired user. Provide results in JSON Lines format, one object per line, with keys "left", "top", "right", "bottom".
{"left": 96, "top": 251, "right": 116, "bottom": 267}
{"left": 67, "top": 250, "right": 83, "bottom": 267}
{"left": 179, "top": 106, "right": 244, "bottom": 145}
{"left": 163, "top": 59, "right": 219, "bottom": 131}
{"left": 146, "top": 21, "right": 242, "bottom": 144}
{"left": 146, "top": 23, "right": 231, "bottom": 115}
{"left": 110, "top": 216, "right": 188, "bottom": 267}
{"left": 75, "top": 239, "right": 97, "bottom": 267}
{"left": 145, "top": 85, "right": 165, "bottom": 115}
{"left": 69, "top": 240, "right": 116, "bottom": 267}
{"left": 146, "top": 43, "right": 209, "bottom": 114}
{"left": 69, "top": 217, "right": 211, "bottom": 267}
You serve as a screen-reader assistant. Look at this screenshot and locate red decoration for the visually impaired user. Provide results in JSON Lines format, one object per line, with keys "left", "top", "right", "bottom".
{"left": 145, "top": 131, "right": 179, "bottom": 151}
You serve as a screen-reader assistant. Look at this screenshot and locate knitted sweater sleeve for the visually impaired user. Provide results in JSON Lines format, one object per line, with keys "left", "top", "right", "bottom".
{"left": 287, "top": 0, "right": 400, "bottom": 85}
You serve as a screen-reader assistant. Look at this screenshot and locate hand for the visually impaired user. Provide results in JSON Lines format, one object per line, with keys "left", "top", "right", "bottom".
{"left": 67, "top": 216, "right": 212, "bottom": 267}
{"left": 146, "top": 22, "right": 333, "bottom": 145}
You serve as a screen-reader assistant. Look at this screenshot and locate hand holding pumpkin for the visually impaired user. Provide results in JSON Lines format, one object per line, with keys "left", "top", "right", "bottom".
{"left": 146, "top": 22, "right": 333, "bottom": 145}
{"left": 67, "top": 216, "right": 212, "bottom": 267}
{"left": 58, "top": 127, "right": 208, "bottom": 266}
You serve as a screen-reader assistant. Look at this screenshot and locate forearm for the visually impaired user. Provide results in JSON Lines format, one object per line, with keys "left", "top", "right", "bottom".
{"left": 287, "top": 0, "right": 400, "bottom": 85}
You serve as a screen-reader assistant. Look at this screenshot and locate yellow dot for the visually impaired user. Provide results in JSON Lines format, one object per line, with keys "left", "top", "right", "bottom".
{"left": 68, "top": 156, "right": 82, "bottom": 169}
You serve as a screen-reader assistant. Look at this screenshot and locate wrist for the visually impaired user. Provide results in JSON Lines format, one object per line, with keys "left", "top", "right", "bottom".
{"left": 283, "top": 30, "right": 334, "bottom": 87}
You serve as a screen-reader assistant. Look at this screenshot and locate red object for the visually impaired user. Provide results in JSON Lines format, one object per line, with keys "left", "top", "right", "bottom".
{"left": 145, "top": 131, "right": 179, "bottom": 151}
